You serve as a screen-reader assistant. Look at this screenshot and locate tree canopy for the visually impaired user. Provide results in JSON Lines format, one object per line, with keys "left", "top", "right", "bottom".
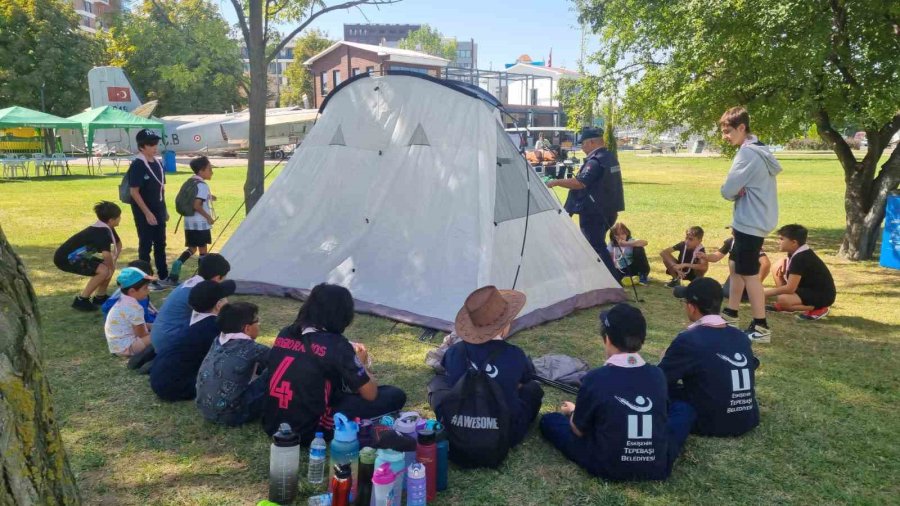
{"left": 102, "top": 0, "right": 246, "bottom": 116}
{"left": 0, "top": 0, "right": 102, "bottom": 116}
{"left": 576, "top": 0, "right": 900, "bottom": 259}
{"left": 281, "top": 29, "right": 333, "bottom": 107}
{"left": 397, "top": 24, "right": 457, "bottom": 61}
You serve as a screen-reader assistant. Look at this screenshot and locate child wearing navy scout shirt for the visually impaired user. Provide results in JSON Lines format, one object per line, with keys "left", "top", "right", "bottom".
{"left": 540, "top": 304, "right": 694, "bottom": 481}
{"left": 663, "top": 277, "right": 760, "bottom": 437}
{"left": 429, "top": 285, "right": 544, "bottom": 448}
{"left": 127, "top": 129, "right": 170, "bottom": 288}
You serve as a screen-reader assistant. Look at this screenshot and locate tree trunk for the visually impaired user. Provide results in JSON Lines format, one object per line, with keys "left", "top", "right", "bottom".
{"left": 244, "top": 0, "right": 267, "bottom": 213}
{"left": 0, "top": 224, "right": 80, "bottom": 505}
{"left": 816, "top": 111, "right": 900, "bottom": 260}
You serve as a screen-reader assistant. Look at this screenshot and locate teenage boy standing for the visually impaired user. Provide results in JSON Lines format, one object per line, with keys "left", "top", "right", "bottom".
{"left": 128, "top": 129, "right": 170, "bottom": 288}
{"left": 718, "top": 107, "right": 782, "bottom": 343}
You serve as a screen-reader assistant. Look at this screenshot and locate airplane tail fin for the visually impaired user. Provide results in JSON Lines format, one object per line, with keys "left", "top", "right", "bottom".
{"left": 87, "top": 66, "right": 143, "bottom": 112}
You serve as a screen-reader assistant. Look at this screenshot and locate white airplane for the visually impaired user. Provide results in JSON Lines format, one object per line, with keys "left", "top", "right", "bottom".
{"left": 76, "top": 66, "right": 318, "bottom": 155}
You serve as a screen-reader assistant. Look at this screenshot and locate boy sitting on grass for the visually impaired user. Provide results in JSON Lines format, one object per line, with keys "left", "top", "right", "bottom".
{"left": 608, "top": 222, "right": 651, "bottom": 286}
{"left": 104, "top": 267, "right": 156, "bottom": 357}
{"left": 663, "top": 277, "right": 759, "bottom": 436}
{"left": 196, "top": 302, "right": 271, "bottom": 426}
{"left": 168, "top": 156, "right": 216, "bottom": 283}
{"left": 150, "top": 279, "right": 235, "bottom": 401}
{"left": 53, "top": 201, "right": 122, "bottom": 312}
{"left": 540, "top": 304, "right": 693, "bottom": 481}
{"left": 660, "top": 226, "right": 708, "bottom": 288}
{"left": 765, "top": 224, "right": 836, "bottom": 320}
{"left": 101, "top": 260, "right": 159, "bottom": 324}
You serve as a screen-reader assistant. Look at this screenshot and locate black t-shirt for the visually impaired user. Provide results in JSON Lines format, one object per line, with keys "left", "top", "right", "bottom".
{"left": 262, "top": 327, "right": 370, "bottom": 438}
{"left": 788, "top": 249, "right": 836, "bottom": 299}
{"left": 54, "top": 226, "right": 121, "bottom": 265}
{"left": 127, "top": 157, "right": 166, "bottom": 214}
{"left": 564, "top": 148, "right": 625, "bottom": 217}
{"left": 441, "top": 341, "right": 532, "bottom": 423}
{"left": 718, "top": 237, "right": 766, "bottom": 257}
{"left": 671, "top": 241, "right": 705, "bottom": 266}
{"left": 572, "top": 363, "right": 670, "bottom": 481}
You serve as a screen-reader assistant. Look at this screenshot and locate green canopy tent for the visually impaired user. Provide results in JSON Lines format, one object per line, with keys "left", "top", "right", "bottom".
{"left": 68, "top": 106, "right": 165, "bottom": 154}
{"left": 0, "top": 106, "right": 84, "bottom": 154}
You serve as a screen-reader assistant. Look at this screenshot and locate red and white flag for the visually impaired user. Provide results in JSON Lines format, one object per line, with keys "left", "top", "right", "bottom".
{"left": 107, "top": 87, "right": 131, "bottom": 102}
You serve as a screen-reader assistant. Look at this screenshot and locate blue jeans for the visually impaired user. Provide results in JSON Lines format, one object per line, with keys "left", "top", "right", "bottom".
{"left": 540, "top": 401, "right": 696, "bottom": 477}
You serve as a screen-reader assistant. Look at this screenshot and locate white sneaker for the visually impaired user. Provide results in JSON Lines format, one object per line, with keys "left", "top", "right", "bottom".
{"left": 746, "top": 323, "right": 772, "bottom": 344}
{"left": 721, "top": 311, "right": 740, "bottom": 327}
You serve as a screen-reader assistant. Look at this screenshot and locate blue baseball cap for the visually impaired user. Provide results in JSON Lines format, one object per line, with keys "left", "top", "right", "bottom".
{"left": 116, "top": 267, "right": 155, "bottom": 289}
{"left": 580, "top": 127, "right": 604, "bottom": 141}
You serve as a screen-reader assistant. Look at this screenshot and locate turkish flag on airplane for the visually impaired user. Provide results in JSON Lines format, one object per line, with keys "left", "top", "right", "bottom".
{"left": 107, "top": 87, "right": 131, "bottom": 102}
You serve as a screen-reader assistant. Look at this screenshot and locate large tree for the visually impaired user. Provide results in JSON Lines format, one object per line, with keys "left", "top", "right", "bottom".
{"left": 281, "top": 29, "right": 333, "bottom": 107}
{"left": 102, "top": 0, "right": 246, "bottom": 116}
{"left": 0, "top": 0, "right": 102, "bottom": 116}
{"left": 577, "top": 0, "right": 900, "bottom": 260}
{"left": 0, "top": 225, "right": 80, "bottom": 505}
{"left": 220, "top": 0, "right": 400, "bottom": 212}
{"left": 397, "top": 24, "right": 457, "bottom": 61}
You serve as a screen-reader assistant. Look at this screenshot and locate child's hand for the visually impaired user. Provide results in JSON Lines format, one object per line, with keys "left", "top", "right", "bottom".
{"left": 560, "top": 401, "right": 576, "bottom": 416}
{"left": 206, "top": 216, "right": 216, "bottom": 225}
{"left": 210, "top": 194, "right": 217, "bottom": 201}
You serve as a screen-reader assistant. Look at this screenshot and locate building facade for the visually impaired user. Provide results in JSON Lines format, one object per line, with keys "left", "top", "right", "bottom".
{"left": 344, "top": 24, "right": 420, "bottom": 47}
{"left": 453, "top": 39, "right": 477, "bottom": 69}
{"left": 305, "top": 41, "right": 449, "bottom": 108}
{"left": 241, "top": 41, "right": 296, "bottom": 107}
{"left": 70, "top": 0, "right": 121, "bottom": 33}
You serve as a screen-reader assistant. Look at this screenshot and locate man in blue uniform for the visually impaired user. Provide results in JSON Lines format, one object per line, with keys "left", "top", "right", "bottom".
{"left": 546, "top": 127, "right": 625, "bottom": 278}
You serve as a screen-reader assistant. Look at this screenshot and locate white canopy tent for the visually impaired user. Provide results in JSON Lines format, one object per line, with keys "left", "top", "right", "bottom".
{"left": 220, "top": 72, "right": 624, "bottom": 333}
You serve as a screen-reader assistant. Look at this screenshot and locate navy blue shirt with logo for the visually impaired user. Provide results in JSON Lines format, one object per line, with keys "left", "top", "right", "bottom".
{"left": 442, "top": 340, "right": 532, "bottom": 423}
{"left": 564, "top": 147, "right": 625, "bottom": 217}
{"left": 149, "top": 315, "right": 219, "bottom": 401}
{"left": 572, "top": 363, "right": 670, "bottom": 481}
{"left": 127, "top": 157, "right": 166, "bottom": 214}
{"left": 658, "top": 325, "right": 760, "bottom": 436}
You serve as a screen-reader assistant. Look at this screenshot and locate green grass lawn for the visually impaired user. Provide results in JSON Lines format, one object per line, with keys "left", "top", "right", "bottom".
{"left": 1, "top": 152, "right": 898, "bottom": 505}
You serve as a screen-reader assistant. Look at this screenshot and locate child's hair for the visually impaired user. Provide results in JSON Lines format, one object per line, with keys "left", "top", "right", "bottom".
{"left": 687, "top": 226, "right": 704, "bottom": 241}
{"left": 137, "top": 139, "right": 159, "bottom": 150}
{"left": 128, "top": 259, "right": 153, "bottom": 276}
{"left": 777, "top": 224, "right": 808, "bottom": 246}
{"left": 190, "top": 156, "right": 211, "bottom": 174}
{"left": 123, "top": 279, "right": 150, "bottom": 294}
{"left": 198, "top": 253, "right": 231, "bottom": 280}
{"left": 217, "top": 302, "right": 259, "bottom": 334}
{"left": 719, "top": 106, "right": 751, "bottom": 133}
{"left": 609, "top": 222, "right": 632, "bottom": 246}
{"left": 293, "top": 283, "right": 355, "bottom": 335}
{"left": 94, "top": 201, "right": 122, "bottom": 223}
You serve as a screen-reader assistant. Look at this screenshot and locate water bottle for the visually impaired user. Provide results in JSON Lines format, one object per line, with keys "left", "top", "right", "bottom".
{"left": 372, "top": 449, "right": 405, "bottom": 506}
{"left": 392, "top": 413, "right": 420, "bottom": 485}
{"left": 371, "top": 463, "right": 399, "bottom": 506}
{"left": 405, "top": 463, "right": 426, "bottom": 506}
{"left": 359, "top": 418, "right": 376, "bottom": 449}
{"left": 268, "top": 423, "right": 300, "bottom": 504}
{"left": 415, "top": 430, "right": 436, "bottom": 502}
{"left": 309, "top": 493, "right": 333, "bottom": 506}
{"left": 357, "top": 447, "right": 376, "bottom": 506}
{"left": 331, "top": 463, "right": 352, "bottom": 506}
{"left": 330, "top": 414, "right": 360, "bottom": 501}
{"left": 308, "top": 432, "right": 328, "bottom": 485}
{"left": 432, "top": 422, "right": 449, "bottom": 492}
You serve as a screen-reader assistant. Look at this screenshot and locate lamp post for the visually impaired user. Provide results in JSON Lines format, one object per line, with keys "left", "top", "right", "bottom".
{"left": 40, "top": 81, "right": 46, "bottom": 112}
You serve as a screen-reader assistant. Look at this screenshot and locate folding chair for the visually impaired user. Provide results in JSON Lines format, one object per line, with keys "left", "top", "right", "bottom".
{"left": 31, "top": 153, "right": 47, "bottom": 177}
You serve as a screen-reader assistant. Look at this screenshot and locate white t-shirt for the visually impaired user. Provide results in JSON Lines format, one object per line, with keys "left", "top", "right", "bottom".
{"left": 183, "top": 181, "right": 212, "bottom": 231}
{"left": 104, "top": 295, "right": 146, "bottom": 354}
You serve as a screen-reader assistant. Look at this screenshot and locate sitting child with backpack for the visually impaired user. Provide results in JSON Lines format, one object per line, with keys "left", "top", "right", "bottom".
{"left": 53, "top": 201, "right": 122, "bottom": 312}
{"left": 540, "top": 304, "right": 693, "bottom": 481}
{"left": 607, "top": 222, "right": 651, "bottom": 286}
{"left": 262, "top": 283, "right": 407, "bottom": 442}
{"left": 429, "top": 286, "right": 544, "bottom": 467}
{"left": 168, "top": 156, "right": 216, "bottom": 284}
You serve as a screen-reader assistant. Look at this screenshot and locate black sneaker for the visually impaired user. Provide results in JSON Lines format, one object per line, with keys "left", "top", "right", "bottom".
{"left": 665, "top": 278, "right": 681, "bottom": 288}
{"left": 91, "top": 294, "right": 110, "bottom": 306}
{"left": 72, "top": 296, "right": 97, "bottom": 312}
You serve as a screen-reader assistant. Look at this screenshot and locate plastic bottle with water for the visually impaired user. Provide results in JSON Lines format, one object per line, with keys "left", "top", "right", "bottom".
{"left": 308, "top": 432, "right": 328, "bottom": 485}
{"left": 268, "top": 423, "right": 300, "bottom": 504}
{"left": 309, "top": 493, "right": 333, "bottom": 506}
{"left": 405, "top": 463, "right": 427, "bottom": 506}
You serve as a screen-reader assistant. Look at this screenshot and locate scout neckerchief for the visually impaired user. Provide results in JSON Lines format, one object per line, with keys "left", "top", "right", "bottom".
{"left": 680, "top": 242, "right": 702, "bottom": 276}
{"left": 219, "top": 331, "right": 253, "bottom": 345}
{"left": 687, "top": 314, "right": 728, "bottom": 330}
{"left": 90, "top": 220, "right": 119, "bottom": 260}
{"left": 785, "top": 244, "right": 811, "bottom": 279}
{"left": 136, "top": 152, "right": 165, "bottom": 203}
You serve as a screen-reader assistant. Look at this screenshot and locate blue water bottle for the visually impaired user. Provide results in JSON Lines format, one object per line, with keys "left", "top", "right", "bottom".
{"left": 432, "top": 422, "right": 449, "bottom": 492}
{"left": 330, "top": 413, "right": 360, "bottom": 502}
{"left": 405, "top": 463, "right": 426, "bottom": 506}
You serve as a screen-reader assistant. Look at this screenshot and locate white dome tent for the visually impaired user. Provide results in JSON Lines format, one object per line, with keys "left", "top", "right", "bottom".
{"left": 220, "top": 71, "right": 625, "bottom": 333}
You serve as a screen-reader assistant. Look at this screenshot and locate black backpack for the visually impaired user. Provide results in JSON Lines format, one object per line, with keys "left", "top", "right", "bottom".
{"left": 175, "top": 178, "right": 201, "bottom": 216}
{"left": 435, "top": 344, "right": 511, "bottom": 468}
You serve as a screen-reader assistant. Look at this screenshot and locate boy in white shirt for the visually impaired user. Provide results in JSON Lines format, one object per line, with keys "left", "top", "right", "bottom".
{"left": 169, "top": 156, "right": 216, "bottom": 283}
{"left": 104, "top": 268, "right": 156, "bottom": 357}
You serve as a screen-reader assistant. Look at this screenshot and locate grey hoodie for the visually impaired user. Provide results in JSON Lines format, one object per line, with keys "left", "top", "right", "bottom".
{"left": 720, "top": 141, "right": 782, "bottom": 237}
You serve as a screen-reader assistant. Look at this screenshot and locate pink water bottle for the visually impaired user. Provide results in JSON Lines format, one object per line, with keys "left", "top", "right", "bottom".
{"left": 371, "top": 463, "right": 399, "bottom": 506}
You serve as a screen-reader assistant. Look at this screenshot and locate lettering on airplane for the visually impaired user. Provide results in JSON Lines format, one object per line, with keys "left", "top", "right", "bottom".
{"left": 107, "top": 87, "right": 131, "bottom": 102}
{"left": 171, "top": 133, "right": 180, "bottom": 145}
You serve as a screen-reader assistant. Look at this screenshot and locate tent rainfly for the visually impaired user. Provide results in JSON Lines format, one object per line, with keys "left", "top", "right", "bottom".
{"left": 220, "top": 72, "right": 625, "bottom": 334}
{"left": 68, "top": 106, "right": 164, "bottom": 152}
{"left": 0, "top": 106, "right": 84, "bottom": 131}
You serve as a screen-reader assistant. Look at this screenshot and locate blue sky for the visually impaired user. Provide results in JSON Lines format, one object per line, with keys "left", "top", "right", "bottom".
{"left": 215, "top": 0, "right": 594, "bottom": 71}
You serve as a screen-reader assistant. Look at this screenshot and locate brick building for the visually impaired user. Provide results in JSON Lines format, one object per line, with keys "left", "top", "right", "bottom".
{"left": 304, "top": 41, "right": 449, "bottom": 108}
{"left": 69, "top": 0, "right": 121, "bottom": 33}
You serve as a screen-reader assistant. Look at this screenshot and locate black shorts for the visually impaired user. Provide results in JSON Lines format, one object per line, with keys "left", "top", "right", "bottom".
{"left": 730, "top": 229, "right": 765, "bottom": 276}
{"left": 796, "top": 287, "right": 835, "bottom": 308}
{"left": 184, "top": 229, "right": 212, "bottom": 247}
{"left": 56, "top": 256, "right": 103, "bottom": 277}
